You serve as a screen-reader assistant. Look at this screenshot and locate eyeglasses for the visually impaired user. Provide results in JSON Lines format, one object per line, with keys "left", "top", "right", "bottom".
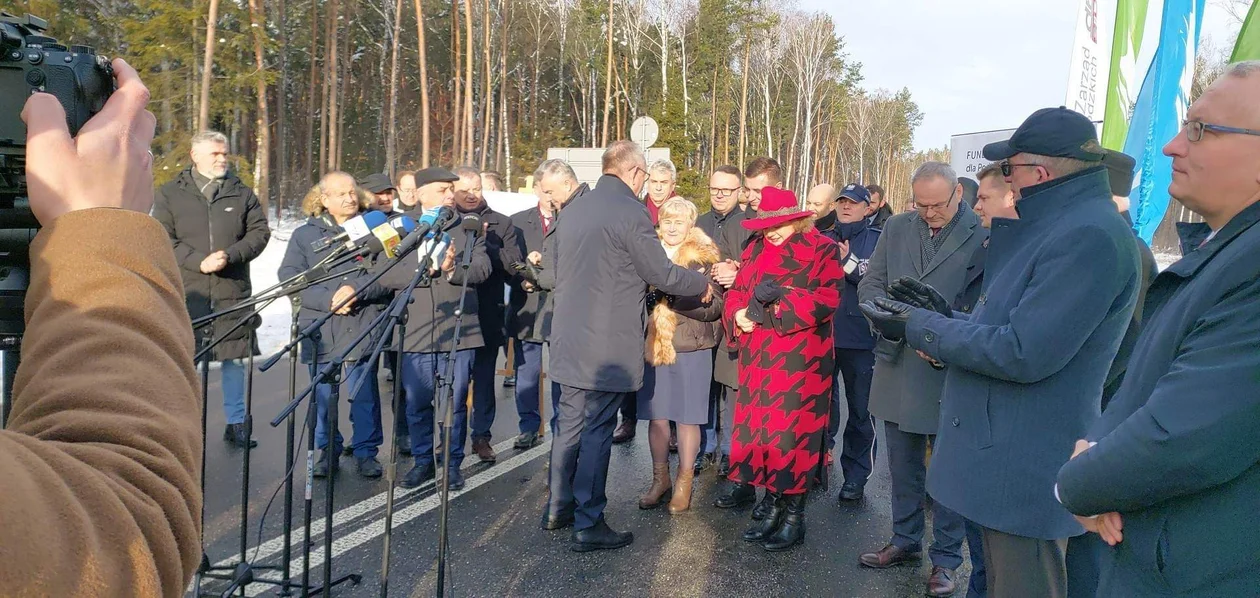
{"left": 1182, "top": 120, "right": 1260, "bottom": 143}
{"left": 913, "top": 188, "right": 957, "bottom": 213}
{"left": 1000, "top": 162, "right": 1041, "bottom": 177}
{"left": 709, "top": 187, "right": 740, "bottom": 198}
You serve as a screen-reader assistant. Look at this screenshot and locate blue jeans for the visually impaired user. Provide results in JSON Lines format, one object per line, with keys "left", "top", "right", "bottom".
{"left": 470, "top": 344, "right": 499, "bottom": 441}
{"left": 400, "top": 350, "right": 474, "bottom": 470}
{"left": 221, "top": 359, "right": 246, "bottom": 425}
{"left": 310, "top": 358, "right": 383, "bottom": 458}
{"left": 513, "top": 341, "right": 544, "bottom": 435}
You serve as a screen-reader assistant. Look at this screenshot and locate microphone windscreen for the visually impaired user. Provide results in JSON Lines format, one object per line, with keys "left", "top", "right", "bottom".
{"left": 389, "top": 215, "right": 417, "bottom": 235}
{"left": 460, "top": 214, "right": 483, "bottom": 233}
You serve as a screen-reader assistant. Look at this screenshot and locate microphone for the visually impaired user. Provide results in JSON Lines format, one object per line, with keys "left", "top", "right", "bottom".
{"left": 460, "top": 213, "right": 483, "bottom": 235}
{"left": 395, "top": 206, "right": 459, "bottom": 257}
{"left": 311, "top": 210, "right": 389, "bottom": 253}
{"left": 371, "top": 222, "right": 402, "bottom": 259}
{"left": 389, "top": 214, "right": 417, "bottom": 237}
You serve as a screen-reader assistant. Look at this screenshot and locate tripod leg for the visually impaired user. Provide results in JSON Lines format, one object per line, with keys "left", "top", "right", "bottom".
{"left": 195, "top": 352, "right": 211, "bottom": 591}
{"left": 238, "top": 338, "right": 256, "bottom": 597}
{"left": 324, "top": 367, "right": 340, "bottom": 593}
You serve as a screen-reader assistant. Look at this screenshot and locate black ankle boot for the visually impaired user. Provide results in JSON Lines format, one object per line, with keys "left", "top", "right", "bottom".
{"left": 741, "top": 493, "right": 784, "bottom": 542}
{"left": 761, "top": 492, "right": 807, "bottom": 551}
{"left": 714, "top": 483, "right": 756, "bottom": 509}
{"left": 750, "top": 491, "right": 776, "bottom": 521}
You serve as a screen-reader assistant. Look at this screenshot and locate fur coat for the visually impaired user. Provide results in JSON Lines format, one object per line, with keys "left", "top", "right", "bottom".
{"left": 646, "top": 227, "right": 725, "bottom": 365}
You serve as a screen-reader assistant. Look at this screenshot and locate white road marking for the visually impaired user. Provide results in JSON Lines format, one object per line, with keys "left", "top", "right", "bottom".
{"left": 200, "top": 437, "right": 551, "bottom": 595}
{"left": 210, "top": 437, "right": 526, "bottom": 571}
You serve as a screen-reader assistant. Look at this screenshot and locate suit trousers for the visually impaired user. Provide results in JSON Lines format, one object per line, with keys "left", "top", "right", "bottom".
{"left": 618, "top": 391, "right": 637, "bottom": 423}
{"left": 1065, "top": 533, "right": 1104, "bottom": 598}
{"left": 702, "top": 382, "right": 736, "bottom": 455}
{"left": 885, "top": 421, "right": 965, "bottom": 569}
{"left": 831, "top": 349, "right": 877, "bottom": 487}
{"left": 980, "top": 526, "right": 1067, "bottom": 598}
{"left": 470, "top": 343, "right": 500, "bottom": 441}
{"left": 547, "top": 385, "right": 624, "bottom": 530}
{"left": 965, "top": 519, "right": 988, "bottom": 598}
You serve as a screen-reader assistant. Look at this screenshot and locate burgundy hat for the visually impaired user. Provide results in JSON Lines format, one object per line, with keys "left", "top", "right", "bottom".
{"left": 741, "top": 187, "right": 814, "bottom": 231}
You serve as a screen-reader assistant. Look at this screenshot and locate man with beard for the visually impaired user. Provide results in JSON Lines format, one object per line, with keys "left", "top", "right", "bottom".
{"left": 360, "top": 172, "right": 400, "bottom": 214}
{"left": 454, "top": 166, "right": 522, "bottom": 464}
{"left": 154, "top": 130, "right": 270, "bottom": 449}
{"left": 865, "top": 184, "right": 893, "bottom": 228}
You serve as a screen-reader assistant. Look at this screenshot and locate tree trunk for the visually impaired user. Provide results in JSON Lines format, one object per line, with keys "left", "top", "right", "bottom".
{"left": 500, "top": 0, "right": 510, "bottom": 182}
{"left": 463, "top": 0, "right": 475, "bottom": 164}
{"left": 600, "top": 0, "right": 614, "bottom": 147}
{"left": 737, "top": 34, "right": 750, "bottom": 170}
{"left": 452, "top": 2, "right": 463, "bottom": 163}
{"left": 386, "top": 0, "right": 404, "bottom": 174}
{"left": 707, "top": 68, "right": 718, "bottom": 174}
{"left": 335, "top": 5, "right": 350, "bottom": 171}
{"left": 198, "top": 0, "right": 221, "bottom": 131}
{"left": 318, "top": 0, "right": 332, "bottom": 175}
{"left": 679, "top": 23, "right": 689, "bottom": 135}
{"left": 305, "top": 0, "right": 318, "bottom": 183}
{"left": 415, "top": 0, "right": 431, "bottom": 167}
{"left": 247, "top": 0, "right": 270, "bottom": 214}
{"left": 479, "top": 0, "right": 493, "bottom": 169}
{"left": 275, "top": 0, "right": 289, "bottom": 216}
{"left": 325, "top": 0, "right": 340, "bottom": 172}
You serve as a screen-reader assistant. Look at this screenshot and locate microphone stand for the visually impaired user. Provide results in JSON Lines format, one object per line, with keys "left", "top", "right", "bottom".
{"left": 435, "top": 227, "right": 479, "bottom": 598}
{"left": 192, "top": 260, "right": 367, "bottom": 597}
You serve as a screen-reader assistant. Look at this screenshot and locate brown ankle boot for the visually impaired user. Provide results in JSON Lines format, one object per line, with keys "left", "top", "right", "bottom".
{"left": 668, "top": 467, "right": 694, "bottom": 514}
{"left": 638, "top": 462, "right": 672, "bottom": 509}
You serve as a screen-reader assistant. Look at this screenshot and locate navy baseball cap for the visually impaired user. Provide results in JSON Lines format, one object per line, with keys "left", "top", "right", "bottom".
{"left": 983, "top": 107, "right": 1106, "bottom": 163}
{"left": 838, "top": 183, "right": 871, "bottom": 204}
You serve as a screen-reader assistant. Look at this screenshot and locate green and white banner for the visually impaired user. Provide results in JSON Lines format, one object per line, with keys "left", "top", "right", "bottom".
{"left": 1101, "top": 0, "right": 1152, "bottom": 150}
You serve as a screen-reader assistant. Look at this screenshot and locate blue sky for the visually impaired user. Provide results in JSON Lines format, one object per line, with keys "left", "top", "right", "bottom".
{"left": 803, "top": 0, "right": 1246, "bottom": 149}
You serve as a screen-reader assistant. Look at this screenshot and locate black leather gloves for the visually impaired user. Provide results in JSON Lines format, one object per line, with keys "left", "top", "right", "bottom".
{"left": 888, "top": 276, "right": 953, "bottom": 319}
{"left": 859, "top": 297, "right": 915, "bottom": 341}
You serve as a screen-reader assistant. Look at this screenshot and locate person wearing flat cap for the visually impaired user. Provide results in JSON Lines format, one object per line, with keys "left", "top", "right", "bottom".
{"left": 859, "top": 107, "right": 1141, "bottom": 597}
{"left": 718, "top": 186, "right": 841, "bottom": 552}
{"left": 360, "top": 172, "right": 400, "bottom": 214}
{"left": 354, "top": 165, "right": 492, "bottom": 492}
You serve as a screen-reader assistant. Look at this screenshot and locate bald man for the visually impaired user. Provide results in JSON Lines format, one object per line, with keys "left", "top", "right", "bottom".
{"left": 544, "top": 140, "right": 711, "bottom": 551}
{"left": 805, "top": 183, "right": 839, "bottom": 236}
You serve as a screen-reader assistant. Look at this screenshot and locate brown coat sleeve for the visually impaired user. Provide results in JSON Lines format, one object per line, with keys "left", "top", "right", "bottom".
{"left": 0, "top": 209, "right": 202, "bottom": 597}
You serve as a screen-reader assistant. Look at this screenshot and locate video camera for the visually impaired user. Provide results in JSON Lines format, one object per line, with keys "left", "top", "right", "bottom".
{"left": 0, "top": 13, "right": 114, "bottom": 347}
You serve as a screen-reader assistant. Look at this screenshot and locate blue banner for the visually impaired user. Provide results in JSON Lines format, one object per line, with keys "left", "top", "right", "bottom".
{"left": 1124, "top": 0, "right": 1206, "bottom": 244}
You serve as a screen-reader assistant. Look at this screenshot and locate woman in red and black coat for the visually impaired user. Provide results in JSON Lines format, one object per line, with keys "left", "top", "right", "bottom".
{"left": 720, "top": 186, "right": 842, "bottom": 552}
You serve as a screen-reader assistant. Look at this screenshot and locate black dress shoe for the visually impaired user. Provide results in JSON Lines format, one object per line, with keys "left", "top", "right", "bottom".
{"left": 397, "top": 434, "right": 412, "bottom": 456}
{"left": 751, "top": 491, "right": 776, "bottom": 521}
{"left": 570, "top": 518, "right": 634, "bottom": 552}
{"left": 357, "top": 456, "right": 383, "bottom": 479}
{"left": 399, "top": 462, "right": 435, "bottom": 488}
{"left": 313, "top": 450, "right": 337, "bottom": 478}
{"left": 761, "top": 493, "right": 807, "bottom": 551}
{"left": 838, "top": 481, "right": 864, "bottom": 502}
{"left": 514, "top": 432, "right": 539, "bottom": 449}
{"left": 716, "top": 455, "right": 731, "bottom": 476}
{"left": 714, "top": 483, "right": 756, "bottom": 509}
{"left": 741, "top": 494, "right": 784, "bottom": 542}
{"left": 693, "top": 452, "right": 715, "bottom": 475}
{"left": 224, "top": 424, "right": 258, "bottom": 449}
{"left": 540, "top": 504, "right": 575, "bottom": 530}
{"left": 443, "top": 468, "right": 465, "bottom": 491}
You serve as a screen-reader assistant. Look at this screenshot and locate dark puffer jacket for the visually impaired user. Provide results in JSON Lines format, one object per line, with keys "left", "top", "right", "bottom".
{"left": 153, "top": 168, "right": 270, "bottom": 360}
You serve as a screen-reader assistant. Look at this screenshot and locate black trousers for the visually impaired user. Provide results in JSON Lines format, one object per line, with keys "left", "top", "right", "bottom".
{"left": 618, "top": 391, "right": 637, "bottom": 422}
{"left": 546, "top": 385, "right": 625, "bottom": 530}
{"left": 981, "top": 526, "right": 1068, "bottom": 598}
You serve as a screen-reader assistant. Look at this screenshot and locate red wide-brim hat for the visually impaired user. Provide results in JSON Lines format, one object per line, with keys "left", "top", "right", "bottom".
{"left": 741, "top": 187, "right": 813, "bottom": 231}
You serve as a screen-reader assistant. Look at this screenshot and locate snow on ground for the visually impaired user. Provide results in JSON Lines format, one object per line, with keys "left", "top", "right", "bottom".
{"left": 1154, "top": 251, "right": 1181, "bottom": 272}
{"left": 250, "top": 216, "right": 304, "bottom": 358}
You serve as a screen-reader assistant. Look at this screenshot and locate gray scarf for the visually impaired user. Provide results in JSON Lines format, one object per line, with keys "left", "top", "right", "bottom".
{"left": 915, "top": 201, "right": 966, "bottom": 266}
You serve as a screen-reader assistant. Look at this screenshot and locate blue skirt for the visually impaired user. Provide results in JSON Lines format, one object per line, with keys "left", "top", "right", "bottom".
{"left": 637, "top": 349, "right": 712, "bottom": 425}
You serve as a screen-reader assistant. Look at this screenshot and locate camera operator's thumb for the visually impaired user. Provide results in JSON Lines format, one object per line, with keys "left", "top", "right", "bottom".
{"left": 22, "top": 58, "right": 156, "bottom": 226}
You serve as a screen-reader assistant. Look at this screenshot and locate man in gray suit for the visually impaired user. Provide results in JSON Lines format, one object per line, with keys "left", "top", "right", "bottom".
{"left": 542, "top": 141, "right": 711, "bottom": 552}
{"left": 856, "top": 162, "right": 988, "bottom": 597}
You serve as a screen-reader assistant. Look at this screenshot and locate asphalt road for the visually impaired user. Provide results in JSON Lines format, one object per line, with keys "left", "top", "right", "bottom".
{"left": 192, "top": 354, "right": 975, "bottom": 598}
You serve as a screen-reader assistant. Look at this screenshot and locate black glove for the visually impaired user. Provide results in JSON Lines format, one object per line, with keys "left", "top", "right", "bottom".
{"left": 888, "top": 276, "right": 953, "bottom": 319}
{"left": 753, "top": 280, "right": 784, "bottom": 304}
{"left": 745, "top": 300, "right": 767, "bottom": 324}
{"left": 858, "top": 297, "right": 915, "bottom": 341}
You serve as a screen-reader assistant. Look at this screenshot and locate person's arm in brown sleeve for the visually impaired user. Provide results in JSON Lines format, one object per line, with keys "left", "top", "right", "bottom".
{"left": 0, "top": 58, "right": 202, "bottom": 597}
{"left": 0, "top": 209, "right": 201, "bottom": 597}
